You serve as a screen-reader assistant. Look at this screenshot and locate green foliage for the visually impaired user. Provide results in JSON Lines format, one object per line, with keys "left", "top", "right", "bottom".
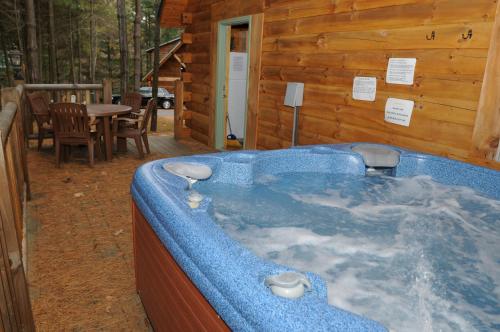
{"left": 0, "top": 0, "right": 175, "bottom": 88}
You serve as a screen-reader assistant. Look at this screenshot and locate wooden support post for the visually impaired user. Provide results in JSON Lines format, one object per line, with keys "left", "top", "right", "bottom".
{"left": 174, "top": 80, "right": 184, "bottom": 139}
{"left": 102, "top": 79, "right": 112, "bottom": 104}
{"left": 472, "top": 1, "right": 500, "bottom": 161}
{"left": 245, "top": 13, "right": 264, "bottom": 150}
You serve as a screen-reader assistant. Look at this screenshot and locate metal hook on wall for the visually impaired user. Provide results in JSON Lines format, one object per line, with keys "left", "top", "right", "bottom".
{"left": 426, "top": 31, "right": 435, "bottom": 40}
{"left": 462, "top": 29, "right": 473, "bottom": 40}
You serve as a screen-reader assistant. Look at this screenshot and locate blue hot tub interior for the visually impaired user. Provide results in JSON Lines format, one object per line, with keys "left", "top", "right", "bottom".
{"left": 131, "top": 144, "right": 500, "bottom": 331}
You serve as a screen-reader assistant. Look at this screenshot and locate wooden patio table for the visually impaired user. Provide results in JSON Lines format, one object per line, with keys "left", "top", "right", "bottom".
{"left": 87, "top": 104, "right": 132, "bottom": 161}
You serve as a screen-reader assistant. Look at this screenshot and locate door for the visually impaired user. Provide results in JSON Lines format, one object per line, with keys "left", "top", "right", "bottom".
{"left": 215, "top": 19, "right": 250, "bottom": 150}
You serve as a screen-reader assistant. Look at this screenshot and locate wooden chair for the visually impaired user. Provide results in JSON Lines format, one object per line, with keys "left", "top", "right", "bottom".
{"left": 112, "top": 98, "right": 155, "bottom": 159}
{"left": 122, "top": 92, "right": 143, "bottom": 114}
{"left": 119, "top": 92, "right": 144, "bottom": 129}
{"left": 26, "top": 92, "right": 53, "bottom": 150}
{"left": 49, "top": 103, "right": 102, "bottom": 167}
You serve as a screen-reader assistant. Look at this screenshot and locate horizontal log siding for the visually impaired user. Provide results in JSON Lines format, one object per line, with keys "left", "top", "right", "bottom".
{"left": 182, "top": 0, "right": 497, "bottom": 165}
{"left": 258, "top": 0, "right": 497, "bottom": 164}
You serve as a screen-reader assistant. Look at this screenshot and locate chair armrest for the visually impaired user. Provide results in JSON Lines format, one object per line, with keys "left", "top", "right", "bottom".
{"left": 115, "top": 114, "right": 143, "bottom": 129}
{"left": 129, "top": 111, "right": 143, "bottom": 120}
{"left": 115, "top": 117, "right": 139, "bottom": 123}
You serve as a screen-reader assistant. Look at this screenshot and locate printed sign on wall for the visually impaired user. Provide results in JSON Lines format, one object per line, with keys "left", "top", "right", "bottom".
{"left": 386, "top": 58, "right": 417, "bottom": 85}
{"left": 352, "top": 77, "right": 377, "bottom": 101}
{"left": 385, "top": 98, "right": 414, "bottom": 127}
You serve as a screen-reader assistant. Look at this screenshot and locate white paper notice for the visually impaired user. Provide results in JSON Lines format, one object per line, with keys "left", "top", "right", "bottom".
{"left": 386, "top": 58, "right": 417, "bottom": 85}
{"left": 352, "top": 77, "right": 376, "bottom": 101}
{"left": 385, "top": 98, "right": 414, "bottom": 127}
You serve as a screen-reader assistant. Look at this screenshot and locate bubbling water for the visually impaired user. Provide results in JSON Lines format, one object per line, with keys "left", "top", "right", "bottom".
{"left": 195, "top": 173, "right": 500, "bottom": 331}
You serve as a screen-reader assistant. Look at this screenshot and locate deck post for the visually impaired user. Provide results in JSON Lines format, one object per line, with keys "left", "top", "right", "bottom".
{"left": 174, "top": 79, "right": 184, "bottom": 140}
{"left": 102, "top": 79, "right": 112, "bottom": 104}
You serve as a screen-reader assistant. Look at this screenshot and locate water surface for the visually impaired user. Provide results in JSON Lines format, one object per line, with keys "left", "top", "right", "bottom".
{"left": 195, "top": 173, "right": 500, "bottom": 331}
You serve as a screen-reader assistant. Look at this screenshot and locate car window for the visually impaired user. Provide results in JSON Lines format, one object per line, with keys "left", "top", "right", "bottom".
{"left": 139, "top": 87, "right": 150, "bottom": 93}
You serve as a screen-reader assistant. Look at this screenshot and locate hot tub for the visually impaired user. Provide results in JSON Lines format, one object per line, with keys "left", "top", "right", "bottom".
{"left": 131, "top": 144, "right": 499, "bottom": 331}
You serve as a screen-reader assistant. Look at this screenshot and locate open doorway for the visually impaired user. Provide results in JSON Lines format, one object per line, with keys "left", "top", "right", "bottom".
{"left": 225, "top": 24, "right": 249, "bottom": 150}
{"left": 214, "top": 16, "right": 257, "bottom": 150}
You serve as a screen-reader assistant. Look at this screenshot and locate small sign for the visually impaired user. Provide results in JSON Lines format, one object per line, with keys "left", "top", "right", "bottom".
{"left": 385, "top": 98, "right": 414, "bottom": 127}
{"left": 386, "top": 58, "right": 417, "bottom": 85}
{"left": 352, "top": 77, "right": 377, "bottom": 101}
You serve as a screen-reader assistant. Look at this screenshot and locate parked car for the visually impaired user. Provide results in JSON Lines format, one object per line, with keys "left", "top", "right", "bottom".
{"left": 112, "top": 87, "right": 175, "bottom": 109}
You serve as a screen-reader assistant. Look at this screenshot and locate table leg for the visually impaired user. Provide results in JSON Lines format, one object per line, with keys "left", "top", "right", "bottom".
{"left": 103, "top": 116, "right": 112, "bottom": 161}
{"left": 117, "top": 137, "right": 127, "bottom": 153}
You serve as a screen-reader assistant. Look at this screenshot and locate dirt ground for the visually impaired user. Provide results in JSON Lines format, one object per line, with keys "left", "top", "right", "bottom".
{"left": 26, "top": 116, "right": 206, "bottom": 331}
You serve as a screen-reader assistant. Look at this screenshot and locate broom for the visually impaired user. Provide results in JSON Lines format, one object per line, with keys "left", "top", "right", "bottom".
{"left": 226, "top": 114, "right": 242, "bottom": 148}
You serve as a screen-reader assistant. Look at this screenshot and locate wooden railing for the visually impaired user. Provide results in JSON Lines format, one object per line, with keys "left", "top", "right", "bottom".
{"left": 0, "top": 86, "right": 35, "bottom": 331}
{"left": 23, "top": 80, "right": 112, "bottom": 104}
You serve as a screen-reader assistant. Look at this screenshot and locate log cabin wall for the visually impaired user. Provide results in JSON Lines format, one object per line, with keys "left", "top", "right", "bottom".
{"left": 180, "top": 0, "right": 499, "bottom": 167}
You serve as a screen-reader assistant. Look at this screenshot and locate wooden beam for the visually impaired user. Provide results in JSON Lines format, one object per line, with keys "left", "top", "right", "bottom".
{"left": 174, "top": 80, "right": 185, "bottom": 139}
{"left": 472, "top": 1, "right": 500, "bottom": 161}
{"left": 158, "top": 76, "right": 181, "bottom": 82}
{"left": 102, "top": 79, "right": 112, "bottom": 104}
{"left": 182, "top": 12, "right": 192, "bottom": 25}
{"left": 23, "top": 83, "right": 103, "bottom": 90}
{"left": 209, "top": 22, "right": 218, "bottom": 148}
{"left": 245, "top": 13, "right": 264, "bottom": 150}
{"left": 181, "top": 33, "right": 193, "bottom": 44}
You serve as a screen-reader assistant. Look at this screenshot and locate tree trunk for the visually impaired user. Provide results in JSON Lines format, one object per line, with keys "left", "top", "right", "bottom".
{"left": 133, "top": 0, "right": 142, "bottom": 91}
{"left": 69, "top": 6, "right": 76, "bottom": 83}
{"left": 13, "top": 0, "right": 26, "bottom": 80}
{"left": 107, "top": 39, "right": 112, "bottom": 79}
{"left": 117, "top": 0, "right": 129, "bottom": 96}
{"left": 146, "top": 14, "right": 152, "bottom": 71}
{"left": 89, "top": 0, "right": 97, "bottom": 83}
{"left": 76, "top": 0, "right": 82, "bottom": 82}
{"left": 151, "top": 0, "right": 161, "bottom": 132}
{"left": 25, "top": 0, "right": 40, "bottom": 83}
{"left": 0, "top": 25, "right": 13, "bottom": 85}
{"left": 36, "top": 0, "right": 43, "bottom": 82}
{"left": 48, "top": 0, "right": 57, "bottom": 83}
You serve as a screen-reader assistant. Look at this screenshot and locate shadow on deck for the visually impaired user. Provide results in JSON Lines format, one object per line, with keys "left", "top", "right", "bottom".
{"left": 26, "top": 134, "right": 213, "bottom": 330}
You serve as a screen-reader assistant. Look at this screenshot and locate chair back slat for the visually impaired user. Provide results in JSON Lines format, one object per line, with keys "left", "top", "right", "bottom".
{"left": 26, "top": 92, "right": 51, "bottom": 124}
{"left": 140, "top": 99, "right": 156, "bottom": 132}
{"left": 49, "top": 103, "right": 90, "bottom": 139}
{"left": 123, "top": 92, "right": 142, "bottom": 113}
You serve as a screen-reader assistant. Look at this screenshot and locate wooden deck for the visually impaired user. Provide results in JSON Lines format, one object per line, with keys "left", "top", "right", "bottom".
{"left": 126, "top": 134, "right": 214, "bottom": 157}
{"left": 26, "top": 134, "right": 214, "bottom": 330}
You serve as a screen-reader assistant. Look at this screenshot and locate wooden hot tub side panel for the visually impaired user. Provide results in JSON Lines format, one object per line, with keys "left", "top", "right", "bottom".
{"left": 132, "top": 201, "right": 230, "bottom": 331}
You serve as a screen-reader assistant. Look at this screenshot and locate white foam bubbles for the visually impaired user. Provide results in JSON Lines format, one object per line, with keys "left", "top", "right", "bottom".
{"left": 196, "top": 173, "right": 500, "bottom": 331}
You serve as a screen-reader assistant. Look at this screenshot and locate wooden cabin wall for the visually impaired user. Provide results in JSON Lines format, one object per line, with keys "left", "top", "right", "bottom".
{"left": 259, "top": 0, "right": 497, "bottom": 164}
{"left": 183, "top": 0, "right": 498, "bottom": 165}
